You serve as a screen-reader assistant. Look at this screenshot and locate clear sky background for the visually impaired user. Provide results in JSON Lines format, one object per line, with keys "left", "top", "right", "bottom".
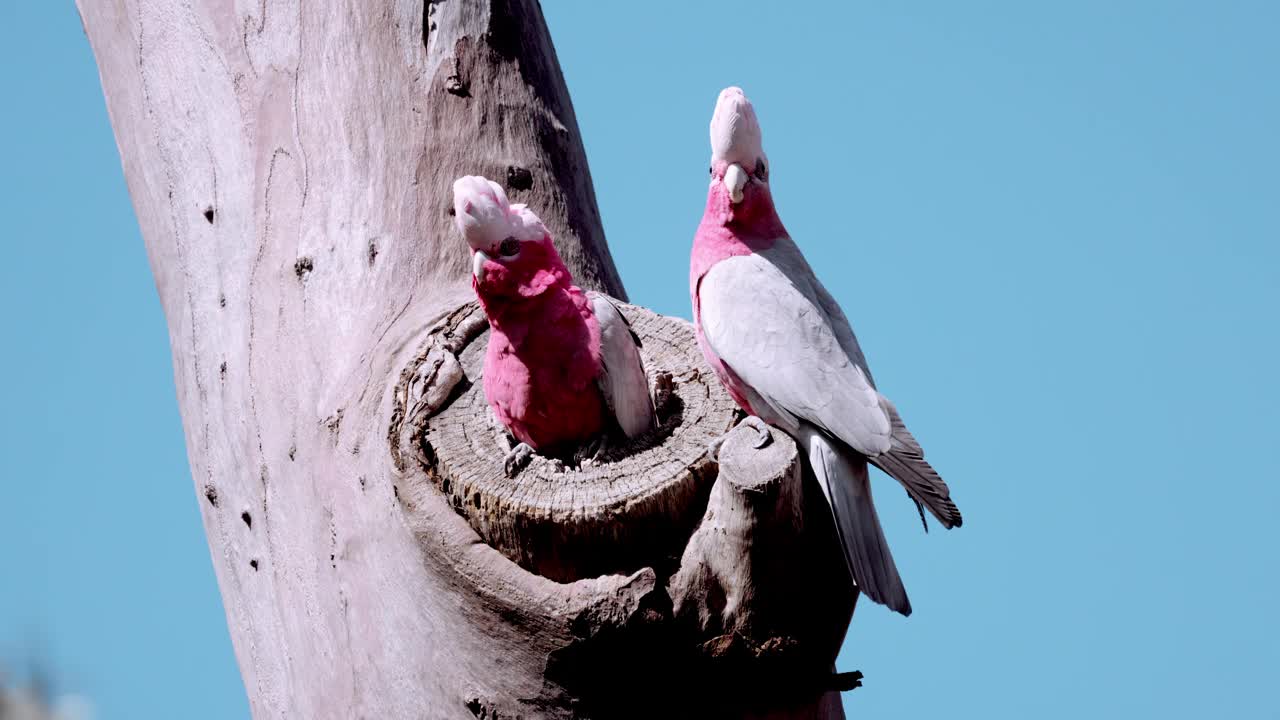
{"left": 2, "top": 2, "right": 1276, "bottom": 718}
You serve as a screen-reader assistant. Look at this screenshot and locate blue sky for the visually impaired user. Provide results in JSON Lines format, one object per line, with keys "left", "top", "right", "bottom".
{"left": 2, "top": 2, "right": 1276, "bottom": 718}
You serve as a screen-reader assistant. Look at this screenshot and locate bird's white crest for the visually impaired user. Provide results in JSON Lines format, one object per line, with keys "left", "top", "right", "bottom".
{"left": 709, "top": 86, "right": 766, "bottom": 169}
{"left": 452, "top": 175, "right": 547, "bottom": 252}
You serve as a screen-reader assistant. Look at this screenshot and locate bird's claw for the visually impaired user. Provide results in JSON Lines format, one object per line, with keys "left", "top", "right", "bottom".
{"left": 706, "top": 417, "right": 771, "bottom": 460}
{"left": 740, "top": 415, "right": 773, "bottom": 449}
{"left": 706, "top": 435, "right": 726, "bottom": 462}
{"left": 651, "top": 371, "right": 675, "bottom": 416}
{"left": 575, "top": 435, "right": 607, "bottom": 467}
{"left": 503, "top": 443, "right": 535, "bottom": 478}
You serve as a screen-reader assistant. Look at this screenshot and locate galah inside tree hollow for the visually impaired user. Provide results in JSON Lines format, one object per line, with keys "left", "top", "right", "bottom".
{"left": 690, "top": 87, "right": 962, "bottom": 616}
{"left": 453, "top": 176, "right": 655, "bottom": 475}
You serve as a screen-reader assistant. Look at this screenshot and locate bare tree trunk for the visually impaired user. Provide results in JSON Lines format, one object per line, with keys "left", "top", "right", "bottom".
{"left": 78, "top": 1, "right": 856, "bottom": 717}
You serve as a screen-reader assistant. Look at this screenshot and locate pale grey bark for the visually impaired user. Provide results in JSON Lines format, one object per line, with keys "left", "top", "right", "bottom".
{"left": 78, "top": 1, "right": 854, "bottom": 717}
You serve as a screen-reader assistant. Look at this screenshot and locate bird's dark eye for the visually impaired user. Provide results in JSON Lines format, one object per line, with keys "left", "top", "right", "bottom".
{"left": 754, "top": 158, "right": 768, "bottom": 181}
{"left": 499, "top": 237, "right": 520, "bottom": 256}
{"left": 709, "top": 165, "right": 714, "bottom": 177}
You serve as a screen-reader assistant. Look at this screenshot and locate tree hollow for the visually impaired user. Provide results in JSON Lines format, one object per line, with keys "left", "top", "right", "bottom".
{"left": 395, "top": 300, "right": 740, "bottom": 582}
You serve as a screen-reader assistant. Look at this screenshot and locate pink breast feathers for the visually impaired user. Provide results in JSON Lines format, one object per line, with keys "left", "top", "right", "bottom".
{"left": 482, "top": 286, "right": 605, "bottom": 453}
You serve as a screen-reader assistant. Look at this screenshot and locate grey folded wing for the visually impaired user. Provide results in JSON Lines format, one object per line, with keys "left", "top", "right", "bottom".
{"left": 697, "top": 253, "right": 892, "bottom": 456}
{"left": 589, "top": 293, "right": 656, "bottom": 439}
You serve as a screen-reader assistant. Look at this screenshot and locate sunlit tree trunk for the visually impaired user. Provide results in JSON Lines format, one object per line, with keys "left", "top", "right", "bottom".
{"left": 78, "top": 1, "right": 855, "bottom": 717}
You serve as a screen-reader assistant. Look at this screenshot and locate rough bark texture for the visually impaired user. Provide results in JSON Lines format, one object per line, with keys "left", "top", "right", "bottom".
{"left": 79, "top": 1, "right": 855, "bottom": 717}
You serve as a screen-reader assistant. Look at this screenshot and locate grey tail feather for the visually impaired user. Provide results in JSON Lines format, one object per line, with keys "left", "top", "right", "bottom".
{"left": 875, "top": 395, "right": 963, "bottom": 530}
{"left": 870, "top": 450, "right": 963, "bottom": 530}
{"left": 802, "top": 425, "right": 912, "bottom": 616}
{"left": 910, "top": 495, "right": 929, "bottom": 533}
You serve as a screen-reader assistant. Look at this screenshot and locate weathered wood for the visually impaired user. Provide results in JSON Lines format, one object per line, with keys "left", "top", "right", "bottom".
{"left": 668, "top": 421, "right": 857, "bottom": 718}
{"left": 395, "top": 300, "right": 738, "bottom": 582}
{"left": 389, "top": 303, "right": 853, "bottom": 718}
{"left": 78, "top": 0, "right": 855, "bottom": 717}
{"left": 671, "top": 420, "right": 856, "bottom": 651}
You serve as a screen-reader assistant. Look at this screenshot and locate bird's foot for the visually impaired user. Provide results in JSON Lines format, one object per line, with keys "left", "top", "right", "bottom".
{"left": 503, "top": 443, "right": 535, "bottom": 478}
{"left": 707, "top": 417, "right": 772, "bottom": 461}
{"left": 651, "top": 371, "right": 675, "bottom": 417}
{"left": 574, "top": 435, "right": 608, "bottom": 467}
{"left": 706, "top": 434, "right": 727, "bottom": 462}
{"left": 740, "top": 415, "right": 773, "bottom": 449}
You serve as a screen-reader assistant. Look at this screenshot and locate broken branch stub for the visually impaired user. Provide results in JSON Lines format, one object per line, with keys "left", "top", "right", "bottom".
{"left": 668, "top": 420, "right": 858, "bottom": 699}
{"left": 395, "top": 299, "right": 739, "bottom": 582}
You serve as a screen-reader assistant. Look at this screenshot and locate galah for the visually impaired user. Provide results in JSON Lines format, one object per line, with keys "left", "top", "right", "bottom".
{"left": 690, "top": 88, "right": 962, "bottom": 616}
{"left": 453, "top": 176, "right": 655, "bottom": 475}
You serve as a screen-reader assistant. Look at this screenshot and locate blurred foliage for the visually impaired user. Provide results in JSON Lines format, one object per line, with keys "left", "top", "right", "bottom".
{"left": 0, "top": 669, "right": 91, "bottom": 720}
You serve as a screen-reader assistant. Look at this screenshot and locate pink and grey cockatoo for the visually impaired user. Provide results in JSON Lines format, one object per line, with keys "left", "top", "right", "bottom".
{"left": 453, "top": 176, "right": 655, "bottom": 475}
{"left": 690, "top": 87, "right": 962, "bottom": 616}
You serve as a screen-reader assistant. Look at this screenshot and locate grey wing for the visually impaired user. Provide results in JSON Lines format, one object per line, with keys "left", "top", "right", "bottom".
{"left": 589, "top": 293, "right": 655, "bottom": 439}
{"left": 761, "top": 236, "right": 875, "bottom": 385}
{"left": 698, "top": 254, "right": 892, "bottom": 456}
{"left": 702, "top": 253, "right": 962, "bottom": 530}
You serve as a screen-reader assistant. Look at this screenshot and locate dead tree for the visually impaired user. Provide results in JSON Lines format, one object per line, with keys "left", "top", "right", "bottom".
{"left": 78, "top": 1, "right": 858, "bottom": 717}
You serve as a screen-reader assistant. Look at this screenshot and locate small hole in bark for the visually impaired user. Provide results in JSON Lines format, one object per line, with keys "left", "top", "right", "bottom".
{"left": 219, "top": 361, "right": 227, "bottom": 379}
{"left": 241, "top": 511, "right": 252, "bottom": 529}
{"left": 367, "top": 239, "right": 378, "bottom": 266}
{"left": 359, "top": 476, "right": 367, "bottom": 491}
{"left": 218, "top": 293, "right": 227, "bottom": 308}
{"left": 506, "top": 166, "right": 533, "bottom": 191}
{"left": 288, "top": 444, "right": 297, "bottom": 461}
{"left": 250, "top": 559, "right": 259, "bottom": 571}
{"left": 325, "top": 409, "right": 344, "bottom": 438}
{"left": 294, "top": 256, "right": 314, "bottom": 279}
{"left": 203, "top": 485, "right": 219, "bottom": 507}
{"left": 445, "top": 75, "right": 469, "bottom": 97}
{"left": 203, "top": 207, "right": 215, "bottom": 224}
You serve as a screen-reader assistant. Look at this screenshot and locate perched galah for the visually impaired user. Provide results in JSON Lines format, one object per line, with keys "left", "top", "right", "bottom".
{"left": 690, "top": 88, "right": 962, "bottom": 616}
{"left": 453, "top": 176, "right": 655, "bottom": 475}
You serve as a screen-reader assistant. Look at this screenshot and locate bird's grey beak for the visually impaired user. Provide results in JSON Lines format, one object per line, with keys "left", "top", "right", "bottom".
{"left": 723, "top": 163, "right": 748, "bottom": 204}
{"left": 472, "top": 250, "right": 490, "bottom": 281}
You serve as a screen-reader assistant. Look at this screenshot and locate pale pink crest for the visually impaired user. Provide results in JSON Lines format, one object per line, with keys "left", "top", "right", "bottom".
{"left": 710, "top": 86, "right": 766, "bottom": 169}
{"left": 452, "top": 175, "right": 510, "bottom": 251}
{"left": 451, "top": 175, "right": 547, "bottom": 252}
{"left": 508, "top": 203, "right": 549, "bottom": 241}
